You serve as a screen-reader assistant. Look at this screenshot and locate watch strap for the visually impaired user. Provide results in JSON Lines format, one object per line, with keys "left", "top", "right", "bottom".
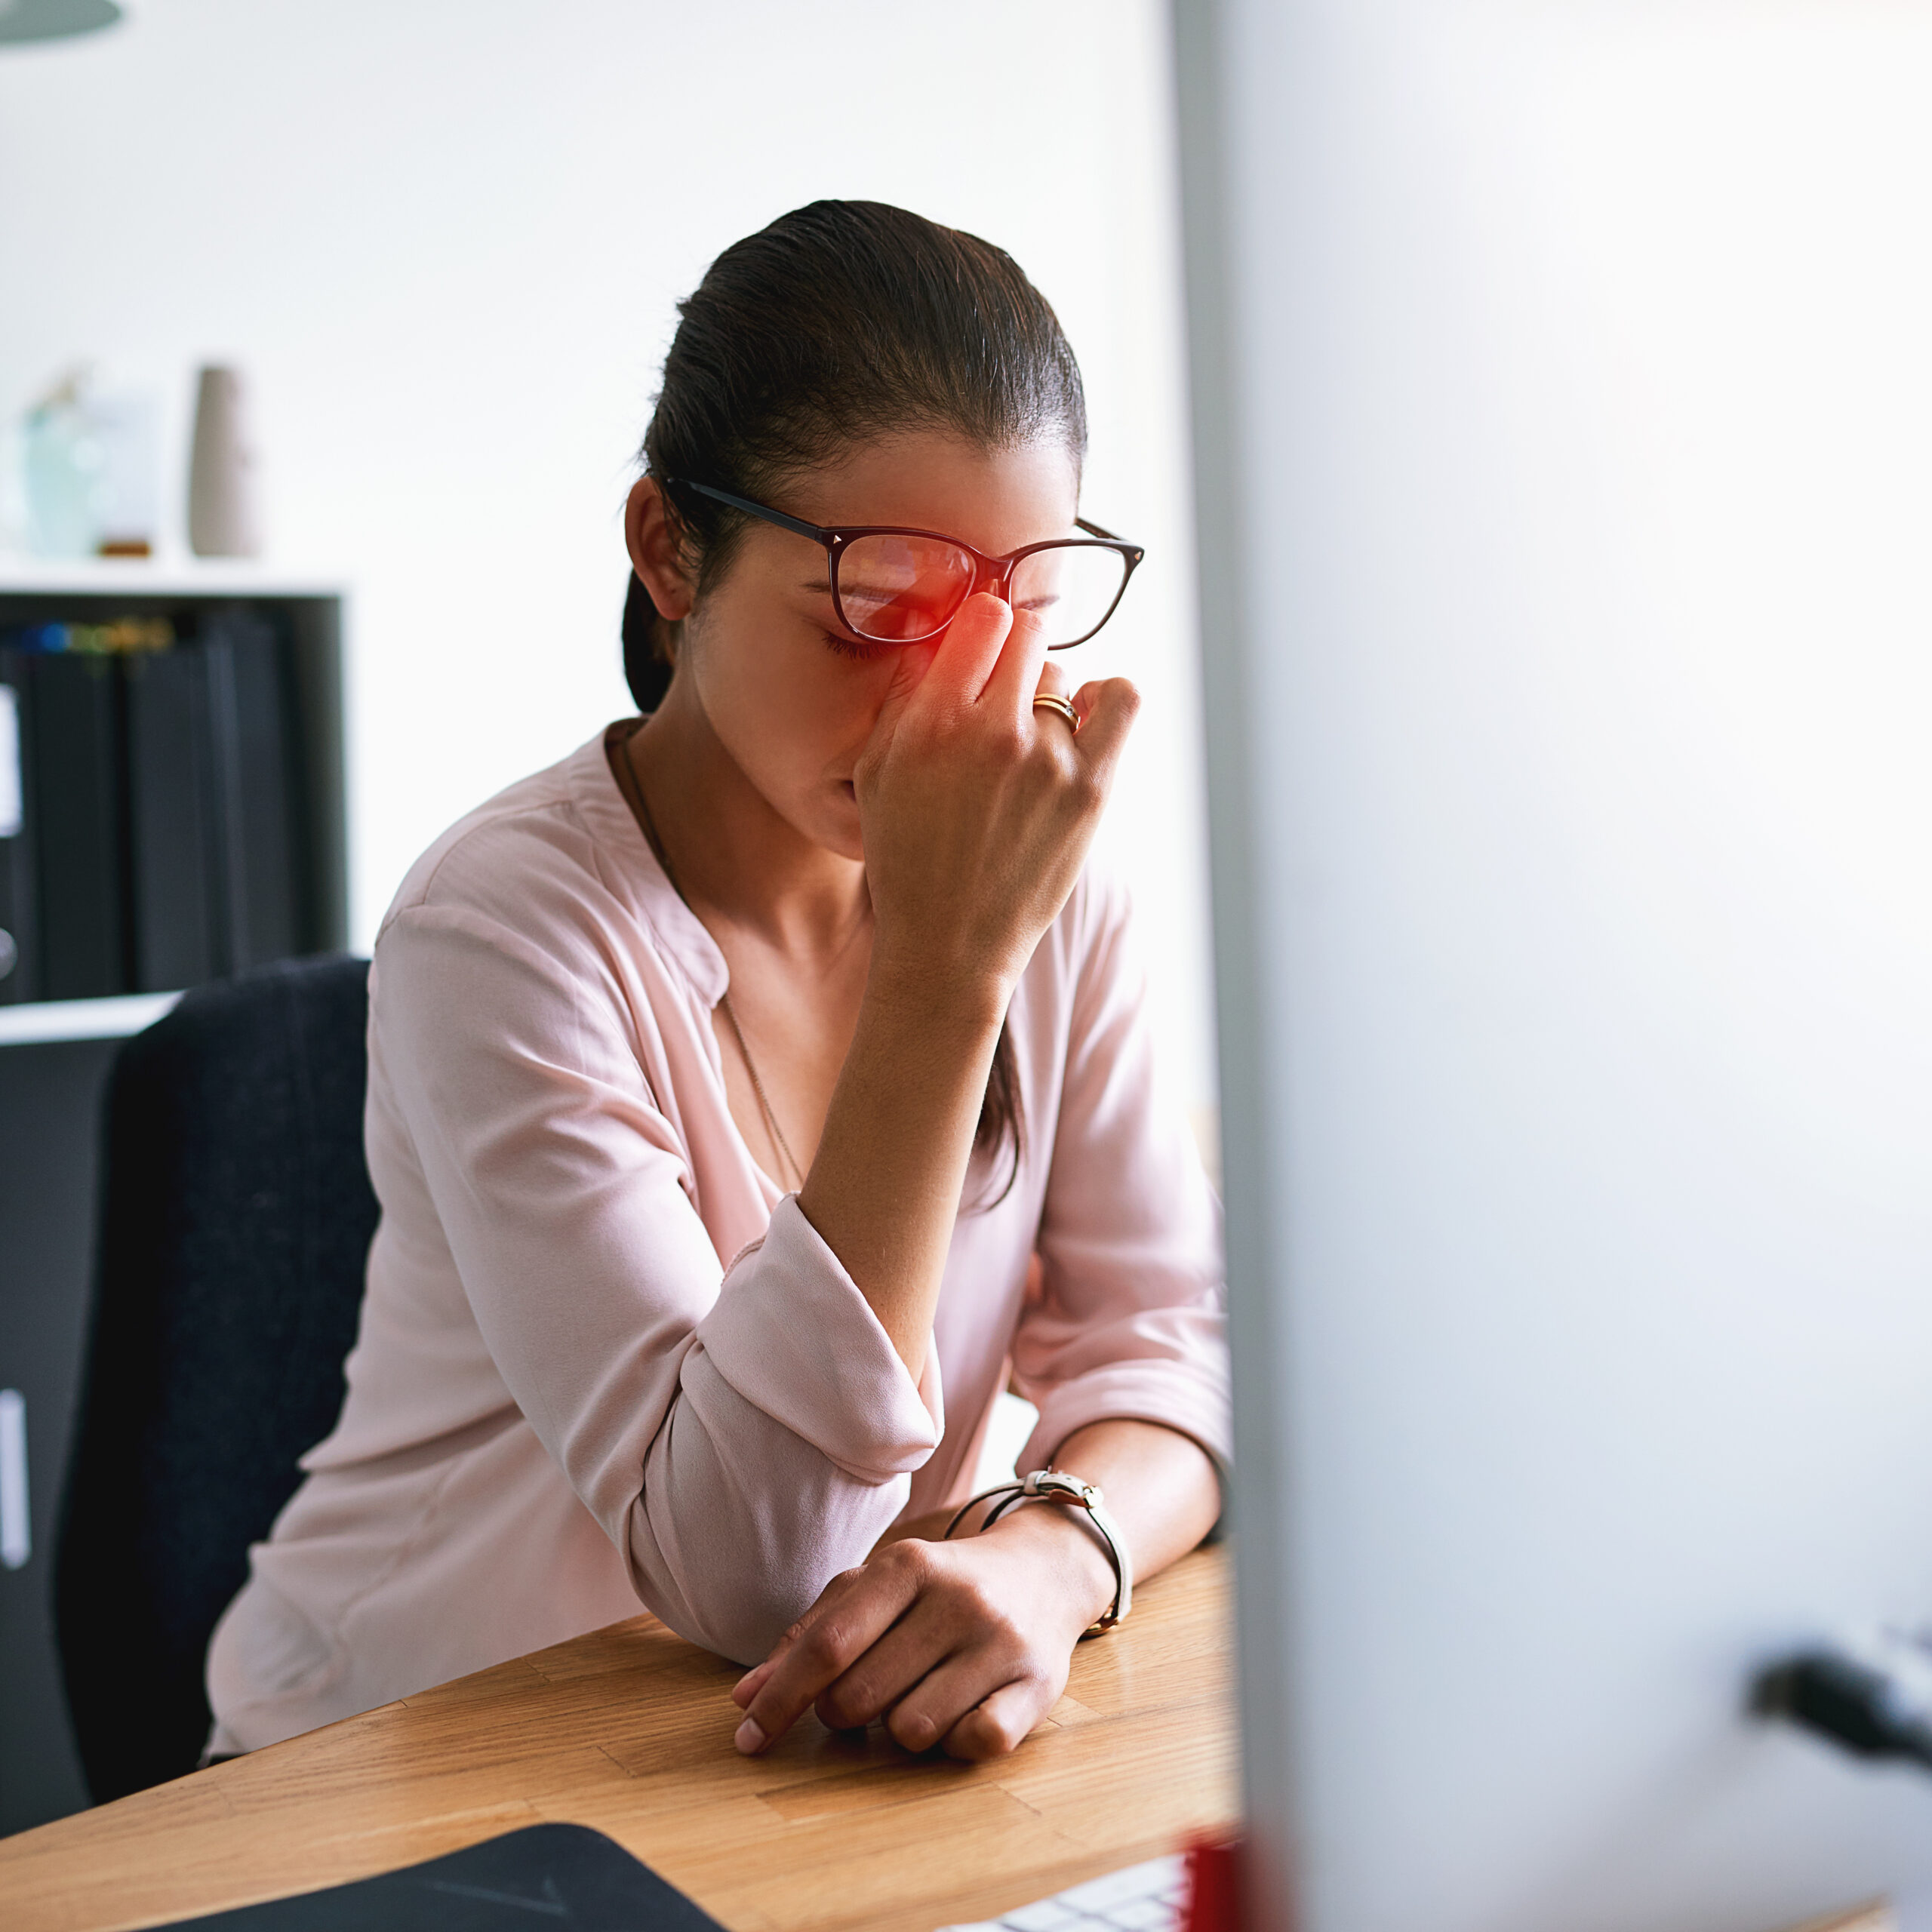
{"left": 944, "top": 1466, "right": 1133, "bottom": 1632}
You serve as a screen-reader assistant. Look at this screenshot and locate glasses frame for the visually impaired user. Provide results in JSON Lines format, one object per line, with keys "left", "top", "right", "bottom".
{"left": 666, "top": 478, "right": 1145, "bottom": 651}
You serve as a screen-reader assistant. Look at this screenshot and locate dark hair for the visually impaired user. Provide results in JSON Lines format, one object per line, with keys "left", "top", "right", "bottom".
{"left": 622, "top": 573, "right": 663, "bottom": 714}
{"left": 623, "top": 199, "right": 1088, "bottom": 1193}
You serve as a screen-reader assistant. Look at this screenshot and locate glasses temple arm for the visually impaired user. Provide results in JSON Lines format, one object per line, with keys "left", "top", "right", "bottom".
{"left": 664, "top": 478, "right": 834, "bottom": 546}
{"left": 1075, "top": 516, "right": 1143, "bottom": 557}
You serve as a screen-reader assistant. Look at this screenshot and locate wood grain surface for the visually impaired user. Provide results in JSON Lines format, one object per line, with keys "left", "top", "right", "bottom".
{"left": 1, "top": 1548, "right": 1237, "bottom": 1932}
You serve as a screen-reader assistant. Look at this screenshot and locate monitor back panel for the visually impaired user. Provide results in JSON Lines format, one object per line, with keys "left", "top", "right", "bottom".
{"left": 1178, "top": 4, "right": 1932, "bottom": 1928}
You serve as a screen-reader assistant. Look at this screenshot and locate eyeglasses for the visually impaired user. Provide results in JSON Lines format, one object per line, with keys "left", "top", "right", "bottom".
{"left": 667, "top": 478, "right": 1145, "bottom": 651}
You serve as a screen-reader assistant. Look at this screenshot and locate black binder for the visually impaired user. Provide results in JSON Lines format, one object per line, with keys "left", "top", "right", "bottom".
{"left": 0, "top": 648, "right": 39, "bottom": 1003}
{"left": 199, "top": 608, "right": 302, "bottom": 973}
{"left": 125, "top": 612, "right": 305, "bottom": 991}
{"left": 125, "top": 645, "right": 220, "bottom": 992}
{"left": 156, "top": 1823, "right": 725, "bottom": 1931}
{"left": 9, "top": 608, "right": 312, "bottom": 1001}
{"left": 29, "top": 649, "right": 128, "bottom": 1000}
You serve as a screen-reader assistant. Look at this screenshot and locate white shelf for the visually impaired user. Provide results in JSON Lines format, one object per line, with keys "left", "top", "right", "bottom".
{"left": 0, "top": 991, "right": 182, "bottom": 1046}
{"left": 0, "top": 559, "right": 345, "bottom": 599}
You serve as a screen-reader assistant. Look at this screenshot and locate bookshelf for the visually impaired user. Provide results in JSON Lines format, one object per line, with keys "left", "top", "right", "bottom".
{"left": 0, "top": 989, "right": 181, "bottom": 1048}
{"left": 0, "top": 567, "right": 348, "bottom": 1001}
{"left": 0, "top": 567, "right": 348, "bottom": 1835}
{"left": 0, "top": 559, "right": 345, "bottom": 598}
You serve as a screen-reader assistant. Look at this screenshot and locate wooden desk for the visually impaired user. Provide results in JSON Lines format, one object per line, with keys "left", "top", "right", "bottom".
{"left": 2, "top": 1548, "right": 1235, "bottom": 1932}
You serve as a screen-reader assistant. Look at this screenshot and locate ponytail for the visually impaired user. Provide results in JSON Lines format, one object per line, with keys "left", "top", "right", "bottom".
{"left": 622, "top": 572, "right": 672, "bottom": 714}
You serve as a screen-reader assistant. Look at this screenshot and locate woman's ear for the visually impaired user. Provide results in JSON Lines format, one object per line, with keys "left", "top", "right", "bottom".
{"left": 625, "top": 477, "right": 696, "bottom": 623}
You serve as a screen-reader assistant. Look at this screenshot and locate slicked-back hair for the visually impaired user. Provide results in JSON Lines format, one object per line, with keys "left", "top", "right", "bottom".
{"left": 623, "top": 200, "right": 1089, "bottom": 1195}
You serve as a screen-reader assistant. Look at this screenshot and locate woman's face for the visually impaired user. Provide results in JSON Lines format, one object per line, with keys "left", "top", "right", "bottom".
{"left": 638, "top": 429, "right": 1081, "bottom": 863}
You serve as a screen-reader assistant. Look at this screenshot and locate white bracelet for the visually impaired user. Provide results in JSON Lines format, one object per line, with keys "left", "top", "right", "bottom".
{"left": 943, "top": 1466, "right": 1133, "bottom": 1634}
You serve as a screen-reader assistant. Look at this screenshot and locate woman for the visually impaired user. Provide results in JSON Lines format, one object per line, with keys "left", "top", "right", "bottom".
{"left": 208, "top": 202, "right": 1228, "bottom": 1765}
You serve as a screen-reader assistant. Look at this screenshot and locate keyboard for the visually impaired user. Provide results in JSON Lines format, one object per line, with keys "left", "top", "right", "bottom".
{"left": 940, "top": 1854, "right": 1188, "bottom": 1931}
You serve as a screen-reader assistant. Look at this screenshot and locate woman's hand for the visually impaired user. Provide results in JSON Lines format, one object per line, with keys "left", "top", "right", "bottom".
{"left": 854, "top": 592, "right": 1139, "bottom": 1000}
{"left": 795, "top": 596, "right": 1138, "bottom": 1371}
{"left": 729, "top": 1424, "right": 1219, "bottom": 1762}
{"left": 728, "top": 1500, "right": 1117, "bottom": 1762}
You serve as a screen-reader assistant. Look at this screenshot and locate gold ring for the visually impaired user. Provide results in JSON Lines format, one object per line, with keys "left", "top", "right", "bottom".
{"left": 1032, "top": 693, "right": 1080, "bottom": 733}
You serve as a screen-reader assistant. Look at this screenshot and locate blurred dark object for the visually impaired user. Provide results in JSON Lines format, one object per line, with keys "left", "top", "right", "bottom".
{"left": 29, "top": 651, "right": 126, "bottom": 999}
{"left": 1755, "top": 1634, "right": 1932, "bottom": 1773}
{"left": 55, "top": 955, "right": 377, "bottom": 1801}
{"left": 1, "top": 649, "right": 42, "bottom": 1003}
{"left": 0, "top": 1, "right": 122, "bottom": 48}
{"left": 152, "top": 1823, "right": 726, "bottom": 1931}
{"left": 0, "top": 1029, "right": 123, "bottom": 1829}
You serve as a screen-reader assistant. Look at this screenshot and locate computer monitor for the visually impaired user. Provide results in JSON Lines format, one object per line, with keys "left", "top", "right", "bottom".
{"left": 1174, "top": 3, "right": 1932, "bottom": 1927}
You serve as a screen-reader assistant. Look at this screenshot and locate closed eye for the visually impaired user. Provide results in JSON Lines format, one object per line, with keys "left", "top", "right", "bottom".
{"left": 820, "top": 629, "right": 897, "bottom": 662}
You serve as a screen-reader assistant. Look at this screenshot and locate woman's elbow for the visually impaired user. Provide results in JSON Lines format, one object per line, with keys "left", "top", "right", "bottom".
{"left": 622, "top": 1492, "right": 889, "bottom": 1666}
{"left": 638, "top": 1552, "right": 848, "bottom": 1667}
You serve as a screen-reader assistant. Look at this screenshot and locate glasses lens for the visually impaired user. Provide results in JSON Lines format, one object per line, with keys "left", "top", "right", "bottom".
{"left": 1008, "top": 544, "right": 1131, "bottom": 648}
{"left": 836, "top": 534, "right": 975, "bottom": 642}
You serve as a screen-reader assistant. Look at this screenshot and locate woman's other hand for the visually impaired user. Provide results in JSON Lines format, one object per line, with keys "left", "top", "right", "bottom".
{"left": 854, "top": 591, "right": 1139, "bottom": 1001}
{"left": 728, "top": 1423, "right": 1218, "bottom": 1763}
{"left": 728, "top": 1498, "right": 1115, "bottom": 1762}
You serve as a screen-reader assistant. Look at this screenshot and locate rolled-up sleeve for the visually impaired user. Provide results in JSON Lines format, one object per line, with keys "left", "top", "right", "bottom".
{"left": 1013, "top": 869, "right": 1232, "bottom": 1478}
{"left": 374, "top": 899, "right": 940, "bottom": 1663}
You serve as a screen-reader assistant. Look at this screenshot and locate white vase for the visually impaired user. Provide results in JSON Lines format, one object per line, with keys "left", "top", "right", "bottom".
{"left": 187, "top": 365, "right": 261, "bottom": 558}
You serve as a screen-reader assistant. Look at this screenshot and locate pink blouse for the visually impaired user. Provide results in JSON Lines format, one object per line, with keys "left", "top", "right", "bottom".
{"left": 205, "top": 729, "right": 1229, "bottom": 1754}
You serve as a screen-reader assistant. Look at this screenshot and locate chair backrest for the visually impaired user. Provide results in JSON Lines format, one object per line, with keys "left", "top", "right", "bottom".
{"left": 54, "top": 955, "right": 378, "bottom": 1801}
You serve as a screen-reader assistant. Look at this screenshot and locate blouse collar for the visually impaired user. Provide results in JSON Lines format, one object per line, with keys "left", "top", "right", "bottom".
{"left": 568, "top": 724, "right": 730, "bottom": 1009}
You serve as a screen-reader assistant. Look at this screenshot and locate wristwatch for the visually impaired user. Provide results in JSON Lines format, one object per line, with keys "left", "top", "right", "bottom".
{"left": 943, "top": 1466, "right": 1133, "bottom": 1634}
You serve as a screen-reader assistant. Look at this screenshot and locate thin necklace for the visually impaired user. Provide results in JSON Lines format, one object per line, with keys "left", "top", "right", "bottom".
{"left": 614, "top": 731, "right": 807, "bottom": 1193}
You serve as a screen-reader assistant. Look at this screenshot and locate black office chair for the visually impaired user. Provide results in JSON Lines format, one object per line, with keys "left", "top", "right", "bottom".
{"left": 54, "top": 955, "right": 379, "bottom": 1802}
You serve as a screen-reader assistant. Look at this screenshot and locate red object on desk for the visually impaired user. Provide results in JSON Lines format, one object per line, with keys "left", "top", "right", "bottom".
{"left": 1182, "top": 1837, "right": 1243, "bottom": 1932}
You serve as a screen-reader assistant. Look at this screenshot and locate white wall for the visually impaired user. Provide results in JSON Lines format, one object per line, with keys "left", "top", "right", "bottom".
{"left": 0, "top": 0, "right": 1215, "bottom": 1124}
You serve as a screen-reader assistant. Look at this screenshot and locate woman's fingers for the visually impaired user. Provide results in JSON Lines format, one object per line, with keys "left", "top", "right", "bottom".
{"left": 728, "top": 1533, "right": 1089, "bottom": 1765}
{"left": 857, "top": 641, "right": 940, "bottom": 778}
{"left": 866, "top": 596, "right": 1014, "bottom": 781}
{"left": 811, "top": 1592, "right": 963, "bottom": 1732}
{"left": 940, "top": 1676, "right": 1054, "bottom": 1762}
{"left": 731, "top": 1564, "right": 859, "bottom": 1712}
{"left": 1068, "top": 675, "right": 1140, "bottom": 774}
{"left": 856, "top": 618, "right": 1139, "bottom": 1008}
{"left": 1032, "top": 659, "right": 1071, "bottom": 702}
{"left": 981, "top": 599, "right": 1050, "bottom": 726}
{"left": 730, "top": 1658, "right": 778, "bottom": 1711}
{"left": 734, "top": 1549, "right": 927, "bottom": 1753}
{"left": 881, "top": 1647, "right": 1042, "bottom": 1758}
{"left": 921, "top": 591, "right": 1015, "bottom": 713}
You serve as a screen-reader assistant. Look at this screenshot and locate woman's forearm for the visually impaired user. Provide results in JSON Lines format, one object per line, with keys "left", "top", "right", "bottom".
{"left": 795, "top": 959, "right": 1010, "bottom": 1377}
